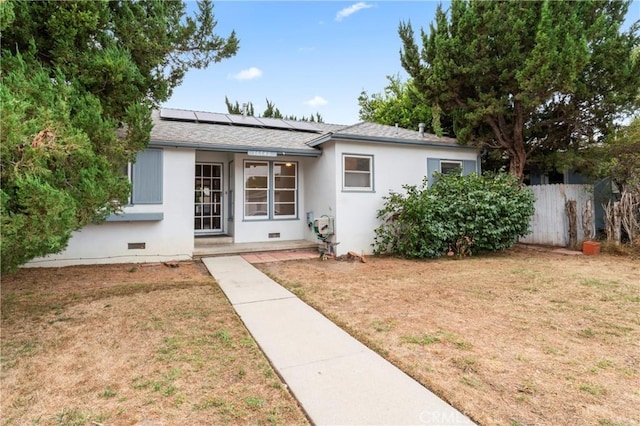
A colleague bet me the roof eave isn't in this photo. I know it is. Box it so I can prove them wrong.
[149,139,322,157]
[309,133,477,151]
[306,133,334,147]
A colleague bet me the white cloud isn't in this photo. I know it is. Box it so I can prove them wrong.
[229,67,263,80]
[305,96,328,107]
[335,2,373,22]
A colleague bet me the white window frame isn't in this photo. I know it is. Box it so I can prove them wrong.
[273,162,297,219]
[244,161,270,220]
[440,160,463,176]
[243,160,298,220]
[342,154,374,192]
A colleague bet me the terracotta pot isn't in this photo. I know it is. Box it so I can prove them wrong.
[582,241,601,255]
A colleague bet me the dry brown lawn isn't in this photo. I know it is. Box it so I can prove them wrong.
[257,245,640,426]
[1,261,308,426]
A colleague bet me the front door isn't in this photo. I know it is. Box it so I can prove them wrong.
[195,163,223,234]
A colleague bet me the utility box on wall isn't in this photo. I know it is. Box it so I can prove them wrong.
[313,216,334,238]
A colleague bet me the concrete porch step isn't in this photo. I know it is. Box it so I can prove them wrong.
[194,239,320,258]
[195,236,234,246]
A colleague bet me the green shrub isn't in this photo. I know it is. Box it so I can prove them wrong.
[373,172,535,258]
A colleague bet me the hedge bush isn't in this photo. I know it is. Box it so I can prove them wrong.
[373,171,535,258]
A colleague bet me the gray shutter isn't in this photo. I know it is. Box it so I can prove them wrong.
[426,158,440,188]
[462,160,477,176]
[132,149,163,204]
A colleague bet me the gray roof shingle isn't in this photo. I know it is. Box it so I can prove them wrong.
[150,110,328,155]
[150,109,465,154]
[330,121,458,145]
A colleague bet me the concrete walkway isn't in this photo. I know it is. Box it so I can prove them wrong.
[202,255,475,426]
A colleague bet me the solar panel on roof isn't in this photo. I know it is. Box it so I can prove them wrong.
[286,120,321,132]
[255,117,295,130]
[159,108,323,133]
[195,111,231,124]
[227,114,264,127]
[160,108,197,121]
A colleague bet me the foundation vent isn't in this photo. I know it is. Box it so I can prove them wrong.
[128,242,146,250]
[268,233,280,239]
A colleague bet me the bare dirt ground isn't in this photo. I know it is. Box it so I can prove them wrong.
[258,245,640,426]
[1,261,308,426]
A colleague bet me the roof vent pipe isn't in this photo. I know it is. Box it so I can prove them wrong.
[395,123,398,135]
[418,123,425,138]
[242,103,248,118]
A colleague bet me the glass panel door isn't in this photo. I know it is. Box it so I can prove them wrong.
[195,163,223,233]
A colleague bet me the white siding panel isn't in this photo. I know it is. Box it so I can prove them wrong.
[303,143,338,244]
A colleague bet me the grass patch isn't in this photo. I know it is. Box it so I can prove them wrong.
[579,383,607,396]
[1,262,308,425]
[245,396,267,409]
[402,333,440,345]
[578,328,596,338]
[54,408,107,426]
[372,318,396,332]
[401,329,471,349]
[193,397,226,411]
[98,387,117,399]
[595,359,613,370]
[451,356,478,373]
[460,375,483,388]
[581,278,607,287]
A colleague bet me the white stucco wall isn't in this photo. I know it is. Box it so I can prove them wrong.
[302,144,337,245]
[231,153,309,243]
[26,148,196,267]
[331,141,479,255]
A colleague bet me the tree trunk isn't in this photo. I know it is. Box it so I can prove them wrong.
[509,101,527,181]
[565,200,578,250]
[508,150,526,182]
[613,201,622,245]
[605,201,622,245]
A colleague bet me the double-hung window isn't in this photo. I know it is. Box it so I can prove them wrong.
[244,161,297,219]
[343,154,373,191]
[273,162,297,217]
[244,161,269,217]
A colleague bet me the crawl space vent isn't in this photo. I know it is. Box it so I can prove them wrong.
[128,242,146,250]
[268,233,280,239]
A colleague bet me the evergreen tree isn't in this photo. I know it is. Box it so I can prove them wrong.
[224,96,254,115]
[1,1,238,273]
[224,97,323,122]
[262,98,283,118]
[399,0,640,179]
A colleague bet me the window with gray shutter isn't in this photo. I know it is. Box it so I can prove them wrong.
[427,157,477,188]
[132,149,163,204]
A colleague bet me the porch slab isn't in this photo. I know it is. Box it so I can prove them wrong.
[193,239,319,257]
[241,250,319,263]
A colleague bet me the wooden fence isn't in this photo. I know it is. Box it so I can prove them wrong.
[519,184,594,247]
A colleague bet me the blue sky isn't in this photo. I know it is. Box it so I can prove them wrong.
[164,1,640,125]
